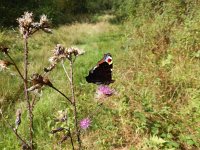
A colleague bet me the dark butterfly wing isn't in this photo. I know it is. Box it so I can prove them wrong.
[86,62,114,85]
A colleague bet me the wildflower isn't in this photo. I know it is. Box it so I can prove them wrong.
[80,118,91,130]
[95,85,114,99]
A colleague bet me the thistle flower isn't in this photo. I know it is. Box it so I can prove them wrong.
[95,85,114,99]
[80,118,91,130]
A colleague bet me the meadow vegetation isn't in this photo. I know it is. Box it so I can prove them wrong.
[0,0,200,149]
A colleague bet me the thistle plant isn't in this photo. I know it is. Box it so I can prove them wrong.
[0,12,51,149]
[0,12,114,150]
[46,44,84,149]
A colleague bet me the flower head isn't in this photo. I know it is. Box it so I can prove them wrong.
[95,85,114,99]
[27,73,53,92]
[17,12,33,28]
[53,44,66,56]
[40,14,49,28]
[17,12,51,36]
[80,118,91,130]
[98,85,113,95]
[67,47,85,57]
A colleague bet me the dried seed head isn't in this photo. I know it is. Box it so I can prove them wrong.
[17,12,51,36]
[40,14,49,28]
[17,12,33,28]
[31,22,40,29]
[53,44,66,56]
[30,73,44,85]
[67,47,85,57]
[28,73,53,92]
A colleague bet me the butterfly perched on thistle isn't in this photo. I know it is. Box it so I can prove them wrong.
[86,53,114,85]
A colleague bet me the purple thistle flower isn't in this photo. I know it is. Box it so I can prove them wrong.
[80,118,91,130]
[98,85,113,95]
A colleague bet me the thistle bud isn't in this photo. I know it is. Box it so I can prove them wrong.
[59,133,70,144]
[0,46,9,54]
[15,109,22,130]
[40,14,49,28]
[51,127,65,134]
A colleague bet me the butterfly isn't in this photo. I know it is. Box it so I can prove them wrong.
[85,53,114,85]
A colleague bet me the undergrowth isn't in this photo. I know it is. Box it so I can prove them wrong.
[1,2,200,149]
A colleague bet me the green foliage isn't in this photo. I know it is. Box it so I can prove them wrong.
[1,0,200,149]
[0,0,114,27]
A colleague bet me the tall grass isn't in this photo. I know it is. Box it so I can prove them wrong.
[1,2,200,149]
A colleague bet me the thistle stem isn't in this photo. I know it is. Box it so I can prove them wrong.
[23,32,33,150]
[68,128,75,150]
[50,85,72,104]
[61,60,71,82]
[70,60,81,149]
